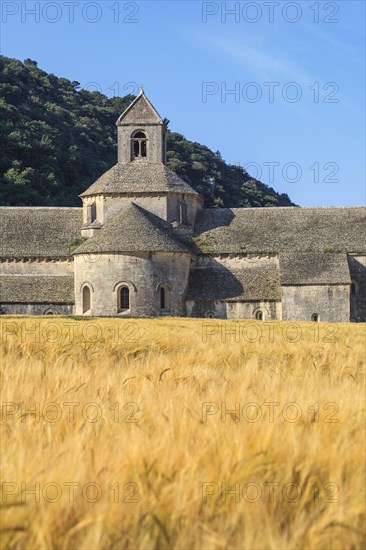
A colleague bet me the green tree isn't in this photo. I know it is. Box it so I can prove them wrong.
[0,55,295,209]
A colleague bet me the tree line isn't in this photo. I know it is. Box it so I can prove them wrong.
[0,56,294,208]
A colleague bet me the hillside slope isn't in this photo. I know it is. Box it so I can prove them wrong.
[0,56,294,208]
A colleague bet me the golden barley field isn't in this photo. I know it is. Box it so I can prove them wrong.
[0,316,365,550]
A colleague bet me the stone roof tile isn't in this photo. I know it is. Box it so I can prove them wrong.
[73,203,191,255]
[186,266,281,301]
[194,206,366,254]
[280,252,351,285]
[80,163,199,197]
[0,207,83,258]
[0,275,74,303]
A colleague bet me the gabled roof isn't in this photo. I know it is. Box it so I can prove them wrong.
[186,266,281,302]
[193,206,366,254]
[116,91,163,125]
[73,203,191,255]
[0,275,74,303]
[80,162,199,197]
[280,252,351,285]
[0,207,83,258]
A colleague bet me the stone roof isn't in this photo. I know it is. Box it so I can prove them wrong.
[194,206,366,254]
[186,266,281,302]
[80,163,199,197]
[73,203,191,255]
[116,91,163,125]
[2,203,364,288]
[280,253,351,285]
[0,276,74,303]
[0,207,83,258]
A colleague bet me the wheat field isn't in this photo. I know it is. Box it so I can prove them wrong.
[0,316,365,550]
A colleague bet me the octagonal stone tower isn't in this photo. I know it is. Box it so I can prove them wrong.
[79,90,203,235]
[73,90,202,316]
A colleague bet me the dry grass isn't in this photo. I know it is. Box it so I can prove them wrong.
[0,316,365,550]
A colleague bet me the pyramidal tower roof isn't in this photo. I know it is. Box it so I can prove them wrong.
[80,163,199,197]
[73,203,191,254]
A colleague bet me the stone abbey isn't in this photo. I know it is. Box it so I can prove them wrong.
[1,91,365,321]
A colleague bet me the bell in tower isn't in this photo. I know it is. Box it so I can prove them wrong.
[116,89,167,164]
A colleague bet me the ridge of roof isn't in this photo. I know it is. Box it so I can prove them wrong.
[201,205,366,212]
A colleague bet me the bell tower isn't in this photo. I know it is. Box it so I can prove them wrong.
[116,89,167,164]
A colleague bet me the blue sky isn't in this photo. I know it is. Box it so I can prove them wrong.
[1,0,365,206]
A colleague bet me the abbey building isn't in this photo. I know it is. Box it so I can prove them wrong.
[1,91,365,321]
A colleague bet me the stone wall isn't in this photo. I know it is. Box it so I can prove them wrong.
[82,194,168,228]
[348,255,366,322]
[74,251,192,317]
[281,285,350,322]
[82,193,203,229]
[186,300,227,319]
[103,194,167,224]
[118,125,164,164]
[226,300,281,320]
[186,300,280,319]
[167,194,203,227]
[193,253,279,270]
[0,303,73,315]
[0,258,74,276]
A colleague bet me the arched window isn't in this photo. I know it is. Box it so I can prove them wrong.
[82,286,91,313]
[160,287,166,309]
[157,283,171,312]
[131,131,147,159]
[255,311,263,321]
[311,313,319,322]
[118,286,130,311]
[351,279,358,295]
[206,311,215,319]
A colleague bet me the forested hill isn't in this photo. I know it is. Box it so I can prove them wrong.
[0,56,295,208]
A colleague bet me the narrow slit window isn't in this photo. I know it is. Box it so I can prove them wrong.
[87,203,96,224]
[160,287,166,309]
[255,311,263,320]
